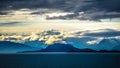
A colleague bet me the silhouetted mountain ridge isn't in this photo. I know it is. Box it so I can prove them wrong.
[39,43,95,52]
[23,43,120,52]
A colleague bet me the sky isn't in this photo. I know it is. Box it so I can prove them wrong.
[0,0,120,51]
[0,0,120,32]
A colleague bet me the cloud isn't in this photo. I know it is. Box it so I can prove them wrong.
[45,35,62,45]
[0,22,20,26]
[0,0,120,21]
[46,12,89,21]
[0,22,28,26]
[0,11,8,15]
[81,29,120,37]
[84,11,120,21]
[46,11,120,21]
[0,0,117,11]
[0,28,120,46]
[0,29,64,44]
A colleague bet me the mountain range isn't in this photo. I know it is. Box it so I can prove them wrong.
[23,43,120,53]
[0,41,40,53]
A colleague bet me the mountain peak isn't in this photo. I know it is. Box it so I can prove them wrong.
[24,43,95,52]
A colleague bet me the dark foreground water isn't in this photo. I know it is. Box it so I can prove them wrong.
[0,52,120,68]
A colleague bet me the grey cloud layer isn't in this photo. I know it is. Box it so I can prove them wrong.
[0,0,120,21]
[1,0,120,12]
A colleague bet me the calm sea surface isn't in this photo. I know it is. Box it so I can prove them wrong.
[0,52,120,68]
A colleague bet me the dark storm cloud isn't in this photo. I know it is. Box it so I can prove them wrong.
[1,0,119,12]
[0,0,120,21]
[91,0,120,12]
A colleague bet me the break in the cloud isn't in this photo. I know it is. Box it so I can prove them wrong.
[0,0,120,22]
